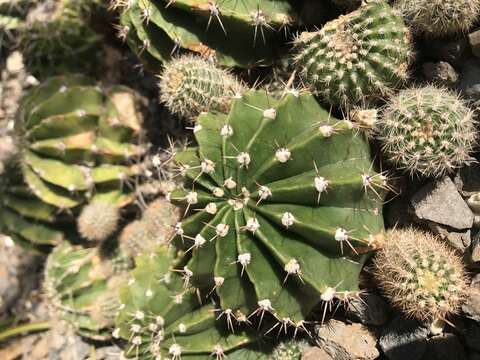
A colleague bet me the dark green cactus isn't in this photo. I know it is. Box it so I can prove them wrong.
[168,90,386,327]
[113,0,297,70]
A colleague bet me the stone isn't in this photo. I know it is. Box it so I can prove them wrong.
[379,316,428,360]
[463,274,480,322]
[469,351,480,360]
[466,322,480,352]
[316,319,379,360]
[454,164,480,197]
[423,61,458,85]
[302,345,334,360]
[345,292,391,326]
[469,29,480,58]
[411,177,473,230]
[471,235,480,263]
[428,224,471,252]
[424,38,468,64]
[425,333,466,360]
[458,59,480,102]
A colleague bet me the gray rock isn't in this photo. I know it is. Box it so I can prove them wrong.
[463,274,480,322]
[458,59,480,102]
[379,316,428,360]
[471,235,480,262]
[302,345,334,360]
[469,29,480,58]
[423,61,458,86]
[425,333,466,360]
[454,164,480,197]
[466,322,480,352]
[345,293,391,326]
[411,177,474,230]
[424,38,469,64]
[428,224,471,252]
[469,351,480,360]
[316,319,379,360]
[384,195,415,228]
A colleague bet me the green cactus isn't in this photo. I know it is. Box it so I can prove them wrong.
[113,0,297,70]
[0,74,145,249]
[44,242,131,340]
[375,86,476,177]
[0,0,32,57]
[293,0,413,109]
[78,200,121,242]
[168,89,386,327]
[373,228,468,323]
[272,339,304,360]
[159,55,244,121]
[395,0,480,37]
[114,244,272,359]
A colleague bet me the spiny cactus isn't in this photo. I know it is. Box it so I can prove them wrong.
[159,55,244,121]
[168,89,386,327]
[78,200,120,242]
[44,242,131,340]
[293,0,412,109]
[373,228,468,323]
[272,339,304,360]
[0,0,32,57]
[395,0,480,37]
[0,74,145,249]
[114,245,272,359]
[113,0,297,69]
[375,86,476,177]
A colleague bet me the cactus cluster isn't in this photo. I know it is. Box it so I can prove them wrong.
[293,0,412,109]
[373,228,468,322]
[395,0,480,37]
[159,55,244,121]
[375,86,476,177]
[114,0,297,70]
[168,89,386,326]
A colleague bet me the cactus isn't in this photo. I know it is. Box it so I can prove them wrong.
[0,74,145,249]
[44,242,131,340]
[114,244,272,359]
[293,0,412,109]
[78,201,120,242]
[373,228,468,323]
[159,55,244,121]
[395,0,480,38]
[0,0,32,58]
[168,89,386,327]
[375,86,476,177]
[113,0,297,70]
[272,340,304,360]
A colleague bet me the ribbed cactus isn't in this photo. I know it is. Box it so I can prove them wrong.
[0,74,145,249]
[293,0,412,109]
[375,86,476,177]
[168,90,386,326]
[114,245,271,359]
[159,55,244,121]
[113,0,297,69]
[44,242,131,340]
[373,228,468,323]
[78,201,120,242]
[395,0,480,37]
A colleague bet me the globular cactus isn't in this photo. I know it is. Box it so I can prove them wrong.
[168,89,386,328]
[112,0,297,70]
[375,86,476,177]
[272,340,305,360]
[293,0,413,109]
[44,242,131,340]
[78,200,120,242]
[0,74,145,249]
[373,228,468,323]
[159,55,244,121]
[395,0,480,38]
[114,245,271,359]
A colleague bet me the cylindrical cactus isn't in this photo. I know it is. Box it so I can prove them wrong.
[373,228,468,323]
[375,86,476,177]
[78,200,120,242]
[293,0,413,109]
[158,55,244,121]
[395,0,480,37]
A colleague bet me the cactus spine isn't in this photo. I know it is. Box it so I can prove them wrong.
[375,86,476,177]
[78,201,120,242]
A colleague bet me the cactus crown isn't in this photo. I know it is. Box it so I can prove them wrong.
[293,0,412,109]
[168,89,386,327]
[373,228,468,322]
[78,200,120,242]
[375,86,476,177]
[159,55,244,121]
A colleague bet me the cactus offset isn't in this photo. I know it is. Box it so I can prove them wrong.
[375,86,476,177]
[168,90,386,327]
[78,200,120,242]
[373,228,468,323]
[293,0,412,109]
[159,55,244,120]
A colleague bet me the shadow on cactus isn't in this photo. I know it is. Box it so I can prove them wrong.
[168,89,386,328]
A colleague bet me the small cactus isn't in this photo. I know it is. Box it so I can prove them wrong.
[78,201,120,242]
[373,228,468,323]
[273,340,304,360]
[158,55,244,121]
[293,0,412,109]
[395,0,480,38]
[375,86,476,177]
